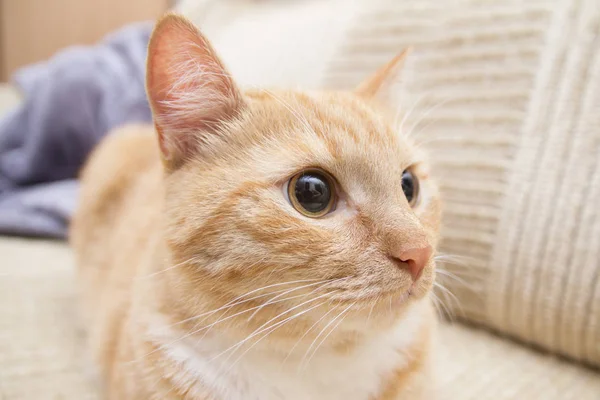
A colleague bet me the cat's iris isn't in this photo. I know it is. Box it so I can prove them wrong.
[401,169,420,207]
[288,170,335,217]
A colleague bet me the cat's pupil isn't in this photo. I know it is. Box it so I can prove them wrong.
[401,170,418,205]
[294,173,331,213]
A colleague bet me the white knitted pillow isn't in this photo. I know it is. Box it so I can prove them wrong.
[181,0,600,368]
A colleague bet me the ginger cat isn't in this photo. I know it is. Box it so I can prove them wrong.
[70,13,441,400]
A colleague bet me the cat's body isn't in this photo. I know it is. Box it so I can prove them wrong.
[71,14,441,400]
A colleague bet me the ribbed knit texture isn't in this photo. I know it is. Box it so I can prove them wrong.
[323,0,600,368]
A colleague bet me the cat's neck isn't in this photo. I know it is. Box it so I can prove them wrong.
[147,299,431,400]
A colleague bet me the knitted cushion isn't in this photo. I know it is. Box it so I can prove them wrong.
[182,0,600,367]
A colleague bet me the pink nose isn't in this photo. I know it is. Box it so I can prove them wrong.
[392,245,432,281]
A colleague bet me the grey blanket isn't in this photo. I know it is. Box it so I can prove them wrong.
[0,22,153,238]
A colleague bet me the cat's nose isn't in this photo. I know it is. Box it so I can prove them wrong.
[391,245,432,281]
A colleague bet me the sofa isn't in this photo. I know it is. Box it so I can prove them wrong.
[1,0,599,398]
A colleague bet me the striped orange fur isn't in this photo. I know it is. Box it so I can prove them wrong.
[70,13,441,400]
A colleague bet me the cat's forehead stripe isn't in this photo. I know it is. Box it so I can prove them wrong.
[295,92,398,152]
[242,89,421,176]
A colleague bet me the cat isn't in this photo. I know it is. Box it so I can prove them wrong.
[70,13,441,400]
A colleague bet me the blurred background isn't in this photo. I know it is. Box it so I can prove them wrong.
[1,0,599,399]
[0,0,171,81]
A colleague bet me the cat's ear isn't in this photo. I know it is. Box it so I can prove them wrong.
[146,13,245,169]
[355,48,410,107]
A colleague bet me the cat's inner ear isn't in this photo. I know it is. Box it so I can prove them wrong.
[355,48,410,107]
[146,14,245,168]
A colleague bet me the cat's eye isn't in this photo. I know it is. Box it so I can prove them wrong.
[288,169,336,218]
[401,169,419,207]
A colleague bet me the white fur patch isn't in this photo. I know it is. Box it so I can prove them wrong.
[150,299,428,400]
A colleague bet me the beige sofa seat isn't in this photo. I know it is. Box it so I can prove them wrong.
[1,238,599,399]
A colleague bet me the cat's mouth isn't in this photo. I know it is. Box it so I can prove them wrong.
[385,287,414,307]
[317,270,433,308]
[369,277,433,306]
[330,286,415,308]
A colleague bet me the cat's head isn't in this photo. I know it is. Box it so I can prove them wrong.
[146,15,441,339]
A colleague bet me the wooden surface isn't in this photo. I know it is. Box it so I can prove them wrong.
[0,0,169,81]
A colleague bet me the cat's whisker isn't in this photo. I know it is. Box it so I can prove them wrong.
[197,278,343,342]
[435,269,477,291]
[407,97,456,146]
[196,288,327,343]
[137,257,199,280]
[436,267,482,283]
[301,301,356,370]
[395,91,428,135]
[157,286,312,336]
[437,269,481,281]
[435,253,482,283]
[409,117,446,149]
[170,278,322,327]
[429,293,443,318]
[396,82,463,137]
[403,96,454,140]
[430,291,454,322]
[177,278,342,338]
[210,291,337,364]
[223,300,331,375]
[434,253,477,266]
[435,270,485,305]
[129,303,262,365]
[366,296,378,328]
[186,289,330,341]
[247,276,349,321]
[299,301,354,371]
[433,282,465,318]
[413,134,500,149]
[282,302,342,366]
[129,287,331,366]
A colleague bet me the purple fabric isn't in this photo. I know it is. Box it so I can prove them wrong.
[0,22,153,238]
